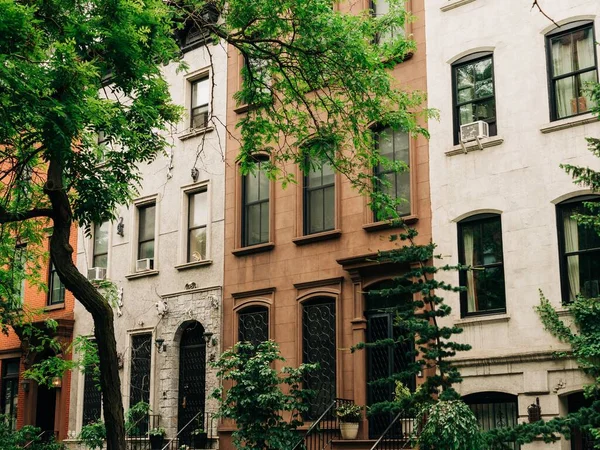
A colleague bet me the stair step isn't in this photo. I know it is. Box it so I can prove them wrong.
[331,439,413,450]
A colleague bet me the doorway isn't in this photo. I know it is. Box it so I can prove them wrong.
[35,382,57,439]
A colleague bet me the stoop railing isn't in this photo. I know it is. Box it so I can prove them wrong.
[370,410,416,450]
[160,411,217,450]
[292,398,353,450]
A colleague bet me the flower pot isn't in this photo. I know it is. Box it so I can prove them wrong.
[339,422,359,440]
[149,435,164,450]
[192,432,208,448]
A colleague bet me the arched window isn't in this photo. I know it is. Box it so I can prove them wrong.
[238,306,269,345]
[557,196,600,303]
[458,213,506,316]
[546,21,598,121]
[302,298,336,419]
[463,392,519,450]
[452,52,497,145]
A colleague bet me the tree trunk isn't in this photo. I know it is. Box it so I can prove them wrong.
[45,161,126,450]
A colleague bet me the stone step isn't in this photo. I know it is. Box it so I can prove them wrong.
[331,439,413,450]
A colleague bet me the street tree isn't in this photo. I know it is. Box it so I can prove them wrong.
[0,0,429,449]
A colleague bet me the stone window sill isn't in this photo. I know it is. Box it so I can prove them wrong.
[125,270,159,280]
[175,260,213,271]
[178,126,214,141]
[233,104,250,114]
[232,242,275,256]
[44,303,65,311]
[441,0,476,12]
[446,135,504,156]
[363,215,418,232]
[455,313,510,326]
[540,113,598,134]
[292,229,342,246]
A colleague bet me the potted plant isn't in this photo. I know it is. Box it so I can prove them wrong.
[335,403,362,439]
[191,427,208,449]
[148,427,166,450]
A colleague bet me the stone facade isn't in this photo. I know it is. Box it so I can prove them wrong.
[426,1,600,448]
[66,32,227,449]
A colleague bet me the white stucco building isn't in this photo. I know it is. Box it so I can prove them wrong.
[66,26,227,449]
[426,0,600,448]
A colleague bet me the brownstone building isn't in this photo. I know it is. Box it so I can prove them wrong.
[221,0,430,447]
[0,230,77,441]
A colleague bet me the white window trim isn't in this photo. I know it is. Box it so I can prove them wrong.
[178,180,212,268]
[183,67,212,135]
[89,222,112,278]
[130,195,159,275]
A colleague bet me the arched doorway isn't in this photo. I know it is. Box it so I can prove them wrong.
[177,322,206,446]
[567,391,596,450]
[365,280,415,439]
[463,392,519,450]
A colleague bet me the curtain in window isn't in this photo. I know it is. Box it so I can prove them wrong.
[552,37,574,119]
[563,213,580,302]
[576,30,597,110]
[463,228,477,312]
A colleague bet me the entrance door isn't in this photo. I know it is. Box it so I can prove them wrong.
[35,383,56,440]
[177,322,206,446]
[568,392,596,450]
[365,281,415,439]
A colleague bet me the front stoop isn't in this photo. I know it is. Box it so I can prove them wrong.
[331,439,413,450]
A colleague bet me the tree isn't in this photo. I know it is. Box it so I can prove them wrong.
[211,340,315,450]
[0,1,428,449]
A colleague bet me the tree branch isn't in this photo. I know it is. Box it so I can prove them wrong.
[531,0,560,28]
[0,207,54,224]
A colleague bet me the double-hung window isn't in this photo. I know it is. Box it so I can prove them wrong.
[92,222,109,269]
[242,158,270,247]
[188,189,208,262]
[13,245,26,306]
[373,126,411,220]
[452,53,497,144]
[304,161,335,235]
[458,214,506,316]
[191,77,210,129]
[546,22,598,120]
[1,359,19,430]
[137,203,155,262]
[371,0,404,45]
[48,261,65,305]
[557,197,600,303]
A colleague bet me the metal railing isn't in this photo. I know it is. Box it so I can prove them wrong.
[23,430,58,448]
[370,410,417,450]
[292,398,353,450]
[160,412,217,450]
[126,414,160,450]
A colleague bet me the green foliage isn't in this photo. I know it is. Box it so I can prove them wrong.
[125,401,151,436]
[335,403,363,423]
[0,417,62,450]
[211,340,315,450]
[148,427,166,437]
[417,401,484,450]
[78,421,106,450]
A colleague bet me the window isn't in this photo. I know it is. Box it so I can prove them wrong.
[463,392,519,450]
[188,190,208,262]
[48,261,65,305]
[191,77,209,129]
[92,222,109,269]
[304,161,335,234]
[373,127,411,220]
[371,0,404,45]
[458,214,506,316]
[13,245,26,306]
[452,53,496,144]
[82,340,101,425]
[302,299,336,419]
[238,306,269,346]
[1,359,19,430]
[242,158,270,247]
[557,197,600,303]
[137,203,155,261]
[547,22,598,120]
[129,334,151,423]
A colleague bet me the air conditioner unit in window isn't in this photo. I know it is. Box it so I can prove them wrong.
[136,258,154,272]
[87,267,107,281]
[460,120,489,153]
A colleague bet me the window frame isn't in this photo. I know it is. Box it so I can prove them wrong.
[92,222,109,269]
[556,195,600,304]
[546,21,599,122]
[47,261,65,306]
[237,306,270,346]
[303,160,336,235]
[128,333,152,415]
[241,156,270,248]
[369,0,405,46]
[372,125,412,221]
[137,202,156,262]
[451,52,497,145]
[1,359,19,431]
[190,76,210,130]
[457,213,507,317]
[187,187,209,263]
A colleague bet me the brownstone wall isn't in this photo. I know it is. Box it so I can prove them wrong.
[221,0,429,445]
